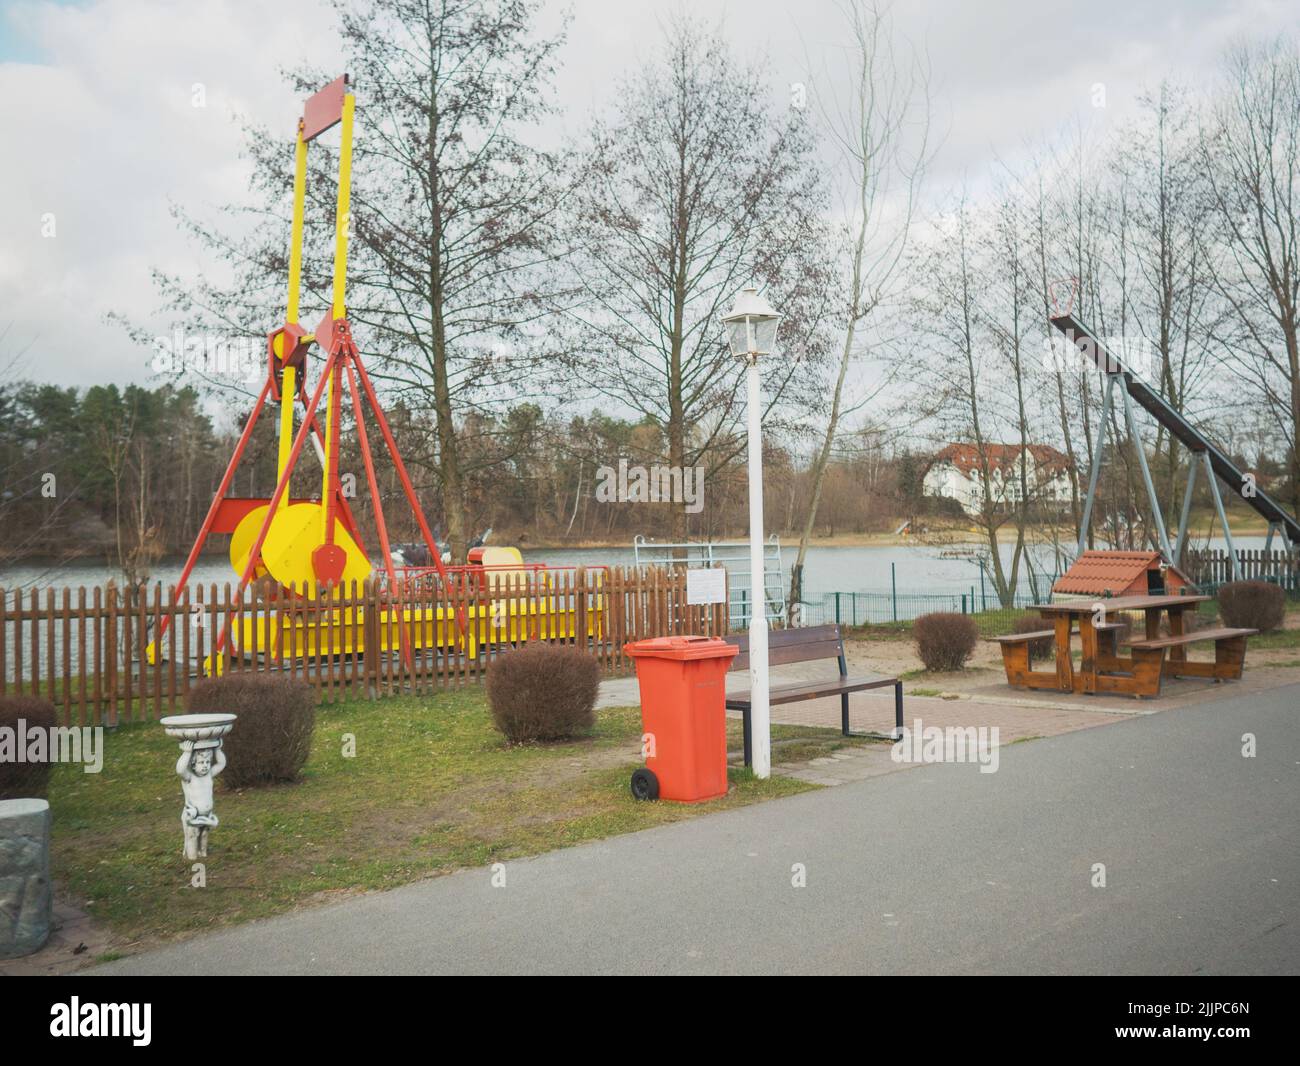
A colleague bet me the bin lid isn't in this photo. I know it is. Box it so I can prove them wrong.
[624,635,740,661]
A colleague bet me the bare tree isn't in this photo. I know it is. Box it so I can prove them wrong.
[1203,36,1300,516]
[787,0,934,616]
[563,14,831,546]
[1115,83,1220,523]
[1023,125,1118,552]
[910,187,1059,607]
[981,191,1041,604]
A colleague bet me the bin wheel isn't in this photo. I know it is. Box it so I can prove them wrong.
[630,768,659,801]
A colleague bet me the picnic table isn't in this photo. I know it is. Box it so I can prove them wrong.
[991,593,1255,698]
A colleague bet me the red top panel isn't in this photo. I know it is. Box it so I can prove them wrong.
[302,74,349,142]
[211,497,360,541]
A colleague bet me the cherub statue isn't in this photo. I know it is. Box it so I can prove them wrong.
[176,743,226,860]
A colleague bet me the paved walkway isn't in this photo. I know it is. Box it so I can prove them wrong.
[92,681,1300,975]
[605,663,1135,787]
[603,664,1127,735]
[605,659,1300,787]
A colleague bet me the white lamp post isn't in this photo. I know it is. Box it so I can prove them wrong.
[722,285,782,779]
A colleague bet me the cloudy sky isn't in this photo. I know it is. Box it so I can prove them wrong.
[1,0,1295,406]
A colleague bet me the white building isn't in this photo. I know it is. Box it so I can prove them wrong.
[922,443,1073,515]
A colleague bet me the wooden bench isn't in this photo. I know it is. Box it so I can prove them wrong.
[990,630,1054,688]
[994,611,1256,696]
[991,621,1127,688]
[1125,627,1257,681]
[723,624,902,767]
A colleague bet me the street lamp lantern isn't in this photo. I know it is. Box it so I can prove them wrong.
[722,285,782,779]
[722,286,783,360]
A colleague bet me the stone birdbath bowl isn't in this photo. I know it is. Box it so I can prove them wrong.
[160,713,236,744]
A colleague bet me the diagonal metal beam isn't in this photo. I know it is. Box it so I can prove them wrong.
[1078,374,1115,556]
[1118,377,1174,562]
[1203,451,1242,582]
[1174,455,1198,566]
[1051,312,1300,546]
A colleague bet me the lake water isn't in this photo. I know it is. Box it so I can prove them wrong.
[0,535,1267,605]
[0,535,1275,679]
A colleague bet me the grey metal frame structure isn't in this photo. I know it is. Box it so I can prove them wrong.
[632,534,785,628]
[1052,312,1300,579]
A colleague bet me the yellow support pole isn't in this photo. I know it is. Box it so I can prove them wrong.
[288,124,308,325]
[278,125,309,481]
[331,93,355,318]
[320,369,334,534]
[278,364,297,476]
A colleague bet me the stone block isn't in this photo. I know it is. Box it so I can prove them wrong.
[0,798,52,958]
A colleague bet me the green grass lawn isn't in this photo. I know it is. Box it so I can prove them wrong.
[843,606,1050,641]
[50,691,839,950]
[1248,627,1300,649]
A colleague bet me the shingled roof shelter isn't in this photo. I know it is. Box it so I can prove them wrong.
[1051,550,1194,601]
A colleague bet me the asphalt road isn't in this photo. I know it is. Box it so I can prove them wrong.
[94,682,1300,975]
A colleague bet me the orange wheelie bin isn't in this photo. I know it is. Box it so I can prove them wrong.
[624,636,739,803]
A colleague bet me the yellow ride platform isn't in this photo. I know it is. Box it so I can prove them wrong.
[231,593,604,661]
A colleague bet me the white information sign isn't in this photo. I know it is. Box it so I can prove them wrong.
[686,567,726,606]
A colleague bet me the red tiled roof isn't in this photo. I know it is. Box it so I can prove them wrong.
[1052,550,1171,596]
[929,442,1070,478]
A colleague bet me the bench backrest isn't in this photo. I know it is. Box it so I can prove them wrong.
[724,624,846,675]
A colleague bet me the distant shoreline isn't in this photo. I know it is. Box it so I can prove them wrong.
[0,520,1276,570]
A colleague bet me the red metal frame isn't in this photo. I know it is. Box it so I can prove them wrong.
[157,317,465,669]
[159,376,273,631]
[204,320,462,663]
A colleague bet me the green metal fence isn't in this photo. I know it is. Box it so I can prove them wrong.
[796,587,1043,628]
[797,579,1300,633]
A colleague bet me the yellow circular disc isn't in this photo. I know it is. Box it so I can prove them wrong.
[230,502,371,596]
[230,507,271,582]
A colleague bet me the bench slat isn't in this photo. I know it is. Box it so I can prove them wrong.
[1128,627,1257,651]
[725,624,840,653]
[770,624,841,644]
[989,630,1053,644]
[726,673,899,709]
[767,639,843,665]
[725,633,844,671]
[992,619,1128,646]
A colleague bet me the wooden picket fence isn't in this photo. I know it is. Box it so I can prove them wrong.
[1183,548,1299,590]
[0,565,729,725]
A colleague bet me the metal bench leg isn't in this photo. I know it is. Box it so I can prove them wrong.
[894,681,903,739]
[841,691,850,737]
[743,707,752,768]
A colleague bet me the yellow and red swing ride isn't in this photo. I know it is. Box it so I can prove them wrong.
[149,76,602,674]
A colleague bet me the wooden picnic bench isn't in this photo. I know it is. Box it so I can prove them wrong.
[992,621,1127,690]
[992,593,1256,698]
[1123,627,1257,681]
[723,624,902,767]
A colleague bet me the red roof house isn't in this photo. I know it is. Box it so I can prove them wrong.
[922,443,1073,515]
[1052,550,1194,600]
